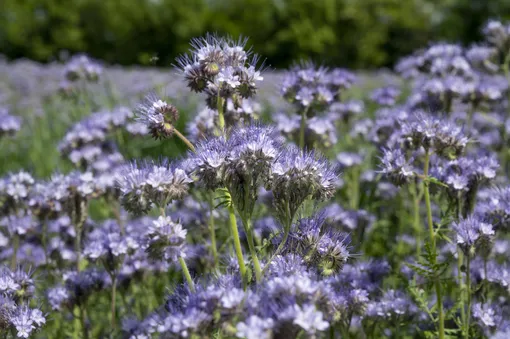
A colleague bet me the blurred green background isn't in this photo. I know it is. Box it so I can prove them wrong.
[0,0,508,69]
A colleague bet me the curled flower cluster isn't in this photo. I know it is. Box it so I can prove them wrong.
[117,160,193,214]
[176,34,264,107]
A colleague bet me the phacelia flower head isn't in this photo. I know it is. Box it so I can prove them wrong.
[379,148,415,186]
[453,216,495,257]
[224,125,283,217]
[145,216,187,261]
[281,62,353,112]
[116,160,192,214]
[401,112,469,158]
[267,146,338,222]
[282,214,351,276]
[176,34,265,103]
[135,92,180,140]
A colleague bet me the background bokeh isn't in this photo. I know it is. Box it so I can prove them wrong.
[1,0,509,68]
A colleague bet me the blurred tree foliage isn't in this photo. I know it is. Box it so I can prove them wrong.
[1,0,509,68]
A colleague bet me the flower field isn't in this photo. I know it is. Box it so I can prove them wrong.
[1,22,510,339]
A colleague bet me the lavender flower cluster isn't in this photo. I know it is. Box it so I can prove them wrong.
[3,22,510,339]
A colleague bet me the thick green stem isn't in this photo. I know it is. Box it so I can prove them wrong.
[173,128,196,153]
[242,217,262,282]
[179,256,195,292]
[423,151,444,339]
[228,205,247,285]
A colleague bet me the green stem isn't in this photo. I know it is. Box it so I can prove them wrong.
[262,201,292,275]
[10,234,19,270]
[465,255,471,339]
[208,195,218,268]
[228,205,247,286]
[349,168,360,210]
[179,256,195,292]
[411,184,421,258]
[423,152,435,251]
[242,217,262,282]
[75,228,82,272]
[423,151,444,339]
[111,274,117,329]
[457,249,466,337]
[299,107,309,149]
[80,306,89,339]
[217,94,225,131]
[483,258,488,304]
[173,128,196,153]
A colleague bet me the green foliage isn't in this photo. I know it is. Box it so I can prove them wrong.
[2,0,510,68]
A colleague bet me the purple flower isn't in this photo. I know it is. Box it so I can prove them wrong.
[268,146,337,221]
[236,315,274,339]
[117,160,192,214]
[146,216,187,261]
[453,216,494,256]
[293,304,329,333]
[379,148,415,186]
[135,92,180,140]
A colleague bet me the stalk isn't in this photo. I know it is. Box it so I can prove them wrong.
[74,227,82,272]
[179,256,195,292]
[299,108,307,149]
[208,194,219,268]
[242,217,262,282]
[262,201,292,275]
[79,306,89,339]
[10,234,19,270]
[457,249,466,337]
[110,274,117,329]
[411,184,422,258]
[349,168,360,210]
[228,205,247,286]
[423,151,444,339]
[465,255,471,338]
[217,94,225,131]
[173,128,196,153]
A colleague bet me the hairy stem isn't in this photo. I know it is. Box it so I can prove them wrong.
[208,195,218,268]
[299,106,310,149]
[80,306,89,339]
[228,205,247,287]
[349,167,360,210]
[10,234,19,270]
[179,256,195,292]
[411,184,421,258]
[111,274,117,329]
[173,128,196,153]
[465,254,471,338]
[217,94,225,132]
[242,217,262,282]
